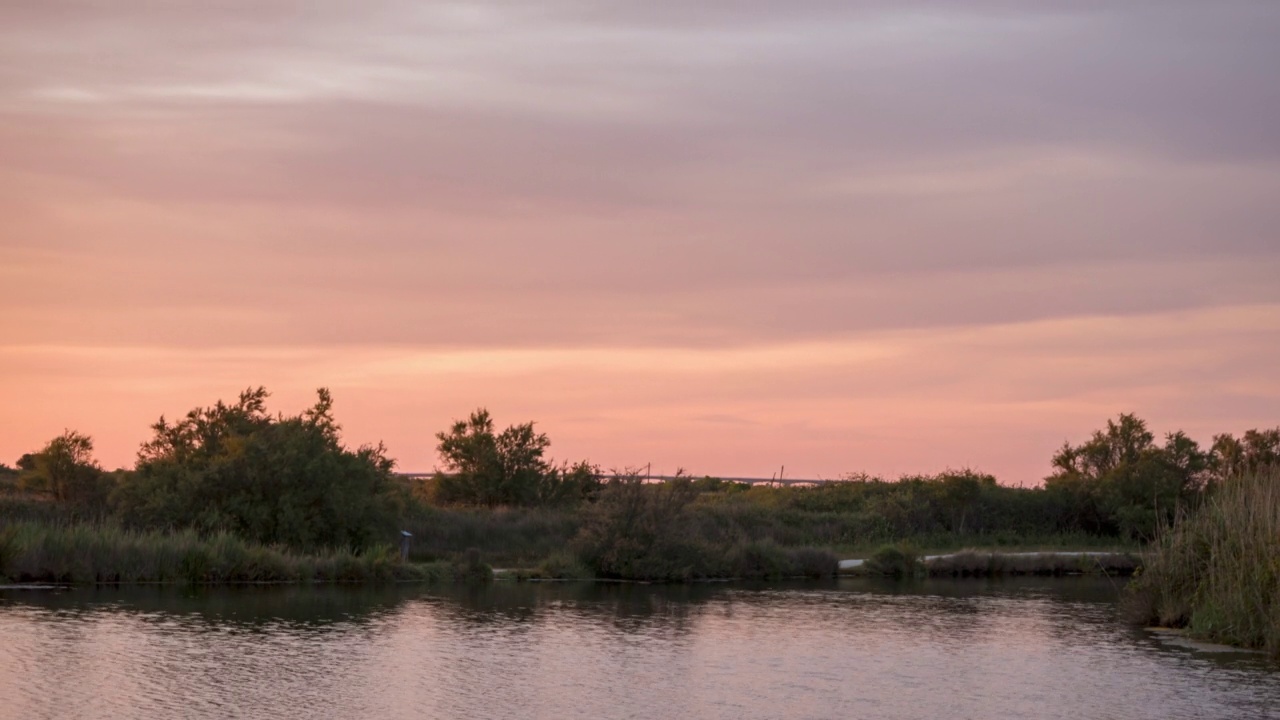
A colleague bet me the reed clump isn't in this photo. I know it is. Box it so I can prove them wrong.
[0,521,463,585]
[1124,466,1280,657]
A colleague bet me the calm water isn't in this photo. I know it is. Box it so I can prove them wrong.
[2,578,1277,720]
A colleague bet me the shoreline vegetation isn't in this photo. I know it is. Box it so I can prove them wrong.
[0,521,488,586]
[1124,466,1280,658]
[1,388,1277,654]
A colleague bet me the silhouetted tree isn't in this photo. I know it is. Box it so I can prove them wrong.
[1044,414,1209,540]
[1210,428,1280,483]
[433,408,599,507]
[113,387,400,552]
[17,430,112,511]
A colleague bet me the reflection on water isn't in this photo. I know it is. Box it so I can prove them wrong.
[2,578,1277,720]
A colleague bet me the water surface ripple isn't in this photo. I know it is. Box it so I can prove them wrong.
[2,579,1277,720]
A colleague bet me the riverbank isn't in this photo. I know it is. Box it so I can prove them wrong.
[0,521,489,585]
[494,548,1138,582]
[838,547,1140,578]
[2,514,1143,586]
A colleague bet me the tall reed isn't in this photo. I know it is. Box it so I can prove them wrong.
[1125,466,1280,656]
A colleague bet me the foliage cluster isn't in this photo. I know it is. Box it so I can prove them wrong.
[10,431,114,518]
[1043,414,1273,540]
[431,409,601,507]
[109,388,403,552]
[572,475,837,581]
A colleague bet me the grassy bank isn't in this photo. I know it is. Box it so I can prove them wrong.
[511,542,840,582]
[0,498,1142,586]
[1124,466,1280,657]
[0,521,490,585]
[830,534,1134,561]
[844,544,1140,579]
[925,550,1139,578]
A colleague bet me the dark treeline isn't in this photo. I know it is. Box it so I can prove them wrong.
[4,388,405,553]
[2,387,1277,582]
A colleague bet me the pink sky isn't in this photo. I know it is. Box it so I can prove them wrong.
[2,1,1278,482]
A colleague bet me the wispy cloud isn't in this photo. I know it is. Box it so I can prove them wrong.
[1,1,1277,478]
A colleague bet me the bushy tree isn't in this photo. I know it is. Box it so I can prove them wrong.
[1209,428,1280,482]
[113,387,400,552]
[574,474,712,580]
[1045,414,1210,540]
[433,409,599,506]
[936,470,994,534]
[16,430,112,512]
[546,459,604,506]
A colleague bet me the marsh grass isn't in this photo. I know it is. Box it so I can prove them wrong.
[0,521,460,585]
[1124,466,1280,657]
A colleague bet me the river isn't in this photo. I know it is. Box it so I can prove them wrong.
[2,578,1277,719]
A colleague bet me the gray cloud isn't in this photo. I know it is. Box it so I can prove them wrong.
[2,0,1278,351]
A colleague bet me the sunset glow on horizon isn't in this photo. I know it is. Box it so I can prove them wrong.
[3,1,1278,483]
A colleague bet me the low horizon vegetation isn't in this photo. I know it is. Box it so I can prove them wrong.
[2,387,1277,587]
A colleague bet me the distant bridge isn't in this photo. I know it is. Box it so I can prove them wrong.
[396,472,853,487]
